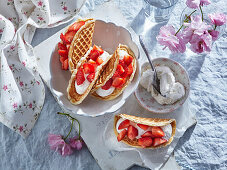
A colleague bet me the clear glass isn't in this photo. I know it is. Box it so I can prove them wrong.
[144,0,179,22]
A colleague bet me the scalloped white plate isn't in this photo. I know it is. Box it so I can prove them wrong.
[49,20,141,117]
[135,58,190,114]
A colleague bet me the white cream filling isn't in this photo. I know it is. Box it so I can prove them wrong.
[116,118,172,140]
[96,86,115,97]
[140,66,185,105]
[118,49,128,60]
[74,49,110,95]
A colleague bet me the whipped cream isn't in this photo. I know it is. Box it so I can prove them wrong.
[118,49,128,60]
[96,86,115,97]
[140,66,185,105]
[74,49,110,95]
[116,118,172,140]
[75,74,90,95]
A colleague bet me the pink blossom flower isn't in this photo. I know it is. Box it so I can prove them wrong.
[0,29,3,33]
[3,85,8,91]
[19,81,24,87]
[36,81,40,85]
[186,0,210,9]
[183,15,210,43]
[69,137,83,150]
[48,134,73,156]
[209,30,219,41]
[208,13,227,26]
[62,6,67,11]
[10,45,15,50]
[19,126,23,132]
[38,17,44,21]
[157,25,186,53]
[190,32,212,53]
[13,103,18,108]
[29,103,32,108]
[38,1,43,6]
[22,61,26,66]
[9,65,13,70]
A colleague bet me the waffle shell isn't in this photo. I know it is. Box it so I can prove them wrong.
[68,18,95,71]
[91,44,137,100]
[114,114,176,149]
[67,51,112,105]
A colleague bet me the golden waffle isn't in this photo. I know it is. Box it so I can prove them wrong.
[67,51,112,105]
[114,114,176,149]
[91,44,137,100]
[68,18,95,71]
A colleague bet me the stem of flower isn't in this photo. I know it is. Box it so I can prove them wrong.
[57,112,81,140]
[63,119,74,141]
[175,10,197,35]
[214,25,217,30]
[199,5,203,21]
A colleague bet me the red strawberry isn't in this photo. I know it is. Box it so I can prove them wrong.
[127,125,138,140]
[124,55,133,66]
[138,137,153,148]
[112,71,120,80]
[64,31,76,43]
[152,127,165,138]
[88,59,96,65]
[117,64,125,75]
[117,129,127,142]
[137,124,149,130]
[152,138,167,147]
[96,57,103,65]
[93,45,104,55]
[58,49,68,58]
[119,59,127,69]
[141,131,155,138]
[68,21,85,32]
[112,77,125,88]
[89,50,100,61]
[60,33,69,44]
[76,67,85,85]
[87,73,95,82]
[101,78,113,90]
[66,44,70,51]
[58,42,67,50]
[83,63,95,74]
[59,56,67,64]
[118,119,130,130]
[125,63,133,76]
[63,59,69,70]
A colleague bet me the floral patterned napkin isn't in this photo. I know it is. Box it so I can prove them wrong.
[0,0,85,137]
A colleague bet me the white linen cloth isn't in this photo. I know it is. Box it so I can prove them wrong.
[0,0,86,137]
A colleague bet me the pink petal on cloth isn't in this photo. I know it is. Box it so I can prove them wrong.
[209,30,219,41]
[200,0,211,6]
[69,137,83,150]
[186,0,200,9]
[209,13,227,26]
[48,134,65,150]
[61,143,73,156]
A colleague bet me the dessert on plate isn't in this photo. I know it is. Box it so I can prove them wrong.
[91,44,137,100]
[114,114,176,148]
[57,18,95,71]
[140,64,185,105]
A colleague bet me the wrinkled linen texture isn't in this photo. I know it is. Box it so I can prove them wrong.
[0,0,227,170]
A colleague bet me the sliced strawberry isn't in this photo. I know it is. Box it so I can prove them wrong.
[88,59,97,70]
[64,31,76,43]
[152,138,167,147]
[124,55,133,66]
[118,119,130,130]
[112,77,125,88]
[59,56,67,64]
[68,21,85,32]
[58,49,68,58]
[127,125,138,140]
[117,129,127,142]
[117,64,125,75]
[119,59,127,69]
[141,131,155,138]
[96,57,103,65]
[125,63,133,76]
[87,73,95,83]
[83,63,95,74]
[58,42,67,50]
[137,124,149,130]
[138,137,153,148]
[89,50,100,61]
[101,78,113,90]
[60,33,70,44]
[66,44,70,51]
[112,71,120,80]
[76,67,85,85]
[93,45,104,55]
[152,127,165,138]
[63,59,69,70]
